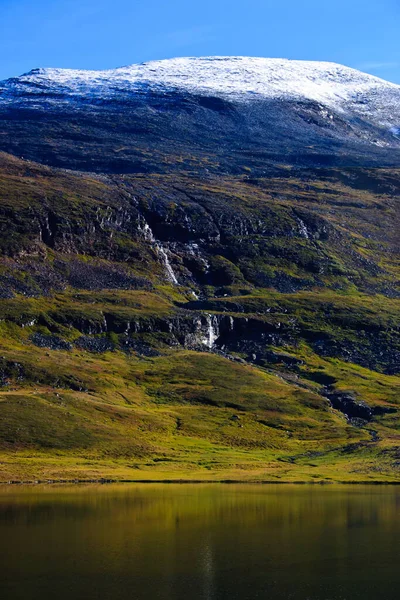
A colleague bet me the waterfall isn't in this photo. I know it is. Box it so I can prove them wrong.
[297,218,310,239]
[142,222,155,242]
[155,243,179,285]
[21,319,37,328]
[138,217,179,284]
[137,217,155,242]
[202,314,219,349]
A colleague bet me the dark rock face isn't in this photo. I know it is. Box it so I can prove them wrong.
[324,389,397,421]
[310,334,400,376]
[54,260,152,292]
[31,333,72,351]
[325,390,374,421]
[120,338,161,357]
[0,262,66,298]
[75,336,115,353]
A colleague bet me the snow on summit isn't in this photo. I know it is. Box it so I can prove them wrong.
[15,57,398,100]
[2,56,400,127]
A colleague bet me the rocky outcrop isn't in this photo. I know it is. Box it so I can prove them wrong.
[324,389,397,422]
[30,333,72,351]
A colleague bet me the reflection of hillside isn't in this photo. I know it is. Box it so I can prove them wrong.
[0,485,399,600]
[1,482,399,527]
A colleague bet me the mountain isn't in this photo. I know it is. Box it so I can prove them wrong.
[0,58,399,483]
[1,57,400,174]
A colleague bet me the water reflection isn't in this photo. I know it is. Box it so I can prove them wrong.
[0,484,399,600]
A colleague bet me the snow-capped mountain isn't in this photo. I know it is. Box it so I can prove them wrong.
[3,56,400,120]
[1,57,400,173]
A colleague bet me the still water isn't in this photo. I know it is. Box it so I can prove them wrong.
[0,484,399,600]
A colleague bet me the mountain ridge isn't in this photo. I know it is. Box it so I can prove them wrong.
[6,56,400,101]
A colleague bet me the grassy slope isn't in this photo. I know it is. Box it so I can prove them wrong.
[0,153,399,482]
[1,345,397,483]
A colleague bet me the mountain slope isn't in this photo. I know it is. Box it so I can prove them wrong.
[0,151,399,482]
[1,57,400,174]
[0,58,399,482]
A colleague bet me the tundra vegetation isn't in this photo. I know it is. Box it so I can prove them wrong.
[0,151,398,482]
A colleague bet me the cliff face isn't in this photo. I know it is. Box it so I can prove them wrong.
[1,152,399,369]
[0,59,399,482]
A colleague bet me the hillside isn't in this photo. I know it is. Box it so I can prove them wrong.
[0,58,399,483]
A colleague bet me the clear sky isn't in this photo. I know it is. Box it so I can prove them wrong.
[1,0,399,84]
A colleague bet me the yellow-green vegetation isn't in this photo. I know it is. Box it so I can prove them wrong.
[0,334,399,483]
[0,153,399,483]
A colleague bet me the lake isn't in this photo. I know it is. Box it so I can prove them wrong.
[0,484,399,600]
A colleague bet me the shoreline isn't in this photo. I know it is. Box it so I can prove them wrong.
[1,478,400,486]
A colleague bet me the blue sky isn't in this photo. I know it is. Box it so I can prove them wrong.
[1,0,399,83]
